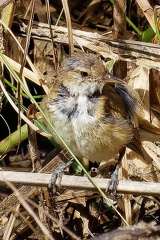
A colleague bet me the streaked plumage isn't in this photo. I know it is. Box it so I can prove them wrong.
[41,53,160,163]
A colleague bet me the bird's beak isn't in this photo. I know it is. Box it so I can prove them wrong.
[88,72,126,84]
[103,73,126,84]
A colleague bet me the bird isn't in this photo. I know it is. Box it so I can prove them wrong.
[40,52,160,164]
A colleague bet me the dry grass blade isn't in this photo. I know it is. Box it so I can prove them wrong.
[45,0,58,71]
[61,0,74,54]
[0,80,39,133]
[19,0,35,77]
[136,0,155,32]
[77,0,101,26]
[0,82,50,141]
[121,154,132,225]
[27,198,81,240]
[0,114,11,154]
[3,180,55,240]
[0,19,49,94]
[0,54,43,86]
[0,0,13,10]
[17,1,35,154]
[3,205,20,240]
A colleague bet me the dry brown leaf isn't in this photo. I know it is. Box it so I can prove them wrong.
[127,65,150,121]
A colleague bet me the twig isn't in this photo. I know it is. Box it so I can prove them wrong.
[12,20,160,70]
[113,0,127,78]
[0,149,69,217]
[1,171,160,196]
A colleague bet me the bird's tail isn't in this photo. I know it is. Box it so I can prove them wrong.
[139,118,160,142]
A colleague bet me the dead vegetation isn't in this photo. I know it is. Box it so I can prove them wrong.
[0,0,160,239]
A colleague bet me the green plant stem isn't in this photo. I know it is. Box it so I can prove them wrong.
[4,78,44,99]
[0,124,28,154]
[126,16,142,36]
[3,92,60,149]
[56,8,64,26]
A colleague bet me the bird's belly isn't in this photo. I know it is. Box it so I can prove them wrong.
[71,117,131,162]
[45,95,133,162]
[51,113,112,162]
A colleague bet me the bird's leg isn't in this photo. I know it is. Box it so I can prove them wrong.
[107,148,126,195]
[48,159,73,194]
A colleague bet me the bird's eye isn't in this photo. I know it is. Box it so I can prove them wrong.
[81,71,88,77]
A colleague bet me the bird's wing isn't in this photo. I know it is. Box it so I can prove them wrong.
[102,84,140,127]
[102,83,149,158]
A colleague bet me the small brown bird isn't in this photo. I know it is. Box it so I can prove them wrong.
[41,53,160,163]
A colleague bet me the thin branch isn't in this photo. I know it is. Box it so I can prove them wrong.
[12,20,160,71]
[1,171,160,196]
[113,0,127,79]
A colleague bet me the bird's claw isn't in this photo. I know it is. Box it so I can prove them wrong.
[48,160,73,194]
[106,164,119,196]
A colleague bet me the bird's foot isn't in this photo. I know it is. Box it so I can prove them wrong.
[48,160,73,194]
[106,164,119,196]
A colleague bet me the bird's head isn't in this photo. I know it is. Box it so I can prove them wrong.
[58,53,125,96]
